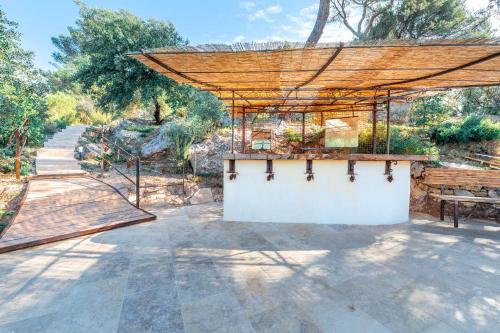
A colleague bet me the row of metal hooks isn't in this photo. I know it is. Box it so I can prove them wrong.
[228,160,398,182]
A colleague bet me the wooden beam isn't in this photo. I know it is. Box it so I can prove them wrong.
[223,153,434,161]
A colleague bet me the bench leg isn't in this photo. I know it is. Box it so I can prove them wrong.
[453,200,459,228]
[440,200,445,221]
[439,185,445,221]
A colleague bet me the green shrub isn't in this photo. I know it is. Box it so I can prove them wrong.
[284,128,302,142]
[46,92,78,125]
[164,117,216,165]
[126,123,155,137]
[0,148,31,175]
[306,126,324,144]
[88,110,113,126]
[359,125,439,156]
[430,116,500,144]
[166,122,194,164]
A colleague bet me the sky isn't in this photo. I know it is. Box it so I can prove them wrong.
[0,0,496,70]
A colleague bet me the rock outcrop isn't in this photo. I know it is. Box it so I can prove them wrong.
[141,123,174,158]
[188,133,232,175]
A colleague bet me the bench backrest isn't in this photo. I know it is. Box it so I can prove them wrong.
[423,168,500,188]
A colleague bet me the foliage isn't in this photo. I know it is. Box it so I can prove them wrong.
[306,125,324,144]
[359,124,439,156]
[430,116,500,144]
[0,148,30,175]
[367,0,491,40]
[165,117,215,164]
[457,87,500,116]
[88,110,113,126]
[185,90,225,125]
[0,9,48,149]
[46,92,78,124]
[52,3,187,123]
[284,128,303,142]
[126,123,155,137]
[408,95,452,127]
[329,0,491,41]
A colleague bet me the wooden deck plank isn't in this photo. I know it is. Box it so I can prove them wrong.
[0,176,156,253]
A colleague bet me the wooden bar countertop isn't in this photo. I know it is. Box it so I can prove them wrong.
[223,153,435,161]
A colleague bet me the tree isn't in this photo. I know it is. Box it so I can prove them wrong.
[366,0,491,40]
[408,95,451,127]
[52,3,187,124]
[457,87,500,116]
[307,0,492,42]
[306,0,330,46]
[0,8,48,148]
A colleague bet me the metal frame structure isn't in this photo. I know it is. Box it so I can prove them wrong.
[129,39,500,155]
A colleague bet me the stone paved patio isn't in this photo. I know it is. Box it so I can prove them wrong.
[0,203,499,332]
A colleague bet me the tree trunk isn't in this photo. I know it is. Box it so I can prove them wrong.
[154,99,162,124]
[306,0,330,46]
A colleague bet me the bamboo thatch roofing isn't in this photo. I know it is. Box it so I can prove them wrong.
[128,38,500,114]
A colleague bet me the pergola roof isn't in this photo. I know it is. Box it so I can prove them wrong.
[129,38,500,114]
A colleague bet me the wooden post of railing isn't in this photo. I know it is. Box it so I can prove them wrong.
[15,129,21,180]
[135,157,140,208]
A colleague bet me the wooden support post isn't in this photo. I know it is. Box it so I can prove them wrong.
[371,103,377,154]
[453,200,459,228]
[15,129,21,180]
[231,90,235,153]
[135,157,140,208]
[440,185,445,221]
[320,112,323,126]
[386,90,391,154]
[242,107,246,153]
[302,112,306,146]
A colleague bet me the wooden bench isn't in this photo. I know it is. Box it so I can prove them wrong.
[424,168,500,227]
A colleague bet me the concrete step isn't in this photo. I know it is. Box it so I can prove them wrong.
[36,125,87,176]
[37,149,75,159]
[35,170,87,176]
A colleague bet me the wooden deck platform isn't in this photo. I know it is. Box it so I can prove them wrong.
[0,177,156,253]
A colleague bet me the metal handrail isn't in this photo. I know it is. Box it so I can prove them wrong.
[98,129,187,207]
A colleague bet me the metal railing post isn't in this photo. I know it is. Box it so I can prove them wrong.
[135,157,140,208]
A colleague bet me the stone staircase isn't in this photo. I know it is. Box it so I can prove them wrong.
[36,125,87,176]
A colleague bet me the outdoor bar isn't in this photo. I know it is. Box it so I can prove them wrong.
[130,39,500,225]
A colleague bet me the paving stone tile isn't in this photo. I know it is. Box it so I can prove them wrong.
[248,302,321,333]
[45,276,127,333]
[126,255,175,295]
[174,259,231,304]
[118,286,183,333]
[0,313,55,333]
[181,290,254,333]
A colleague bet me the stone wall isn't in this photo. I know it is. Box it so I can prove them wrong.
[410,162,499,221]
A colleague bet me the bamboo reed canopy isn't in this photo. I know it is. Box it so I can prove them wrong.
[129,38,500,115]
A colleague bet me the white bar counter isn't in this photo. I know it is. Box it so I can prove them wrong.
[223,153,432,225]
